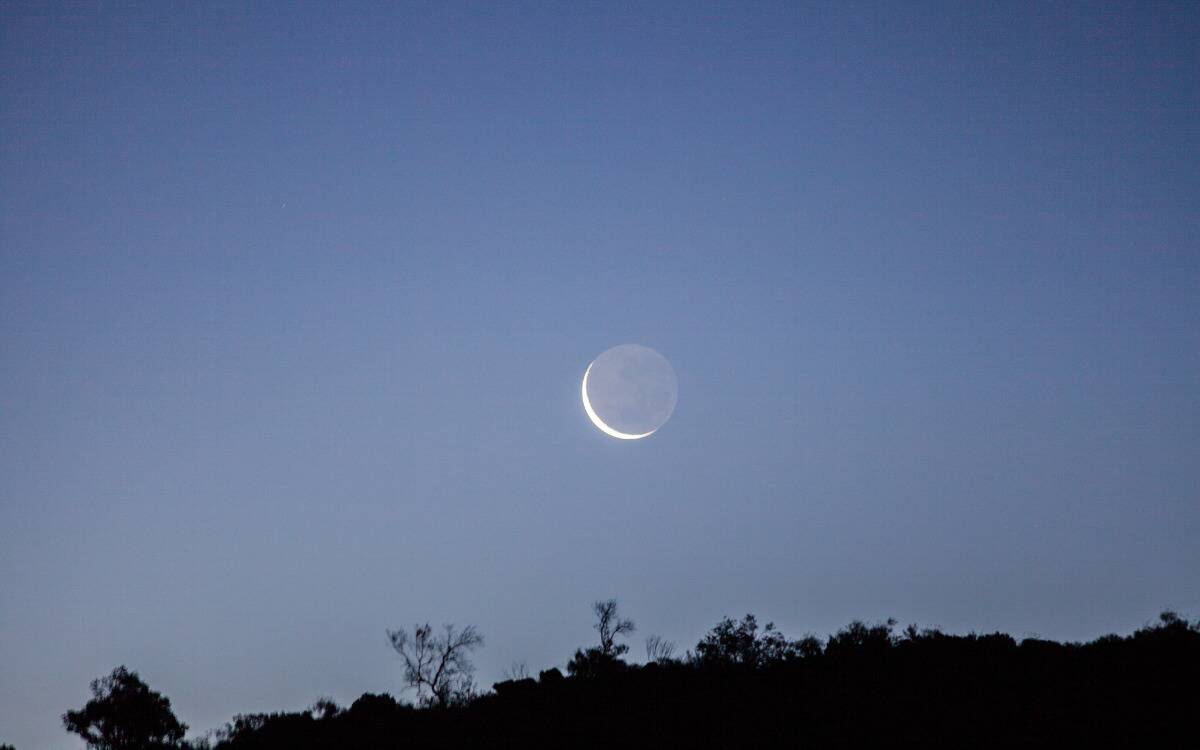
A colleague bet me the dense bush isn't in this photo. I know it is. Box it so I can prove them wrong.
[209,611,1199,747]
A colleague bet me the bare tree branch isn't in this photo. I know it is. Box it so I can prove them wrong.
[386,623,484,707]
[503,661,530,681]
[593,599,636,657]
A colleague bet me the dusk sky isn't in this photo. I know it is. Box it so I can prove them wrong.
[2,2,1198,748]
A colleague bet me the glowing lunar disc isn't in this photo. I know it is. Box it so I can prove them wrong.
[581,344,678,440]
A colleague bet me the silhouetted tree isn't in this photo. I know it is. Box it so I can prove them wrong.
[1138,610,1198,635]
[592,599,635,657]
[694,614,801,668]
[566,599,636,678]
[792,634,823,659]
[824,618,897,659]
[63,666,187,750]
[386,623,484,707]
[1,743,15,750]
[308,698,341,720]
[538,667,564,684]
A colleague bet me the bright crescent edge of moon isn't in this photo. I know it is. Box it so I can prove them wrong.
[581,362,657,440]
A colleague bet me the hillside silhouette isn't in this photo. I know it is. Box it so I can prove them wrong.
[56,608,1199,749]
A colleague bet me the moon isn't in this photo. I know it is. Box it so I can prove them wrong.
[581,344,678,440]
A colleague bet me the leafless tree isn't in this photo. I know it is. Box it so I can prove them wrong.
[645,634,677,663]
[503,661,530,681]
[593,599,636,657]
[386,623,484,707]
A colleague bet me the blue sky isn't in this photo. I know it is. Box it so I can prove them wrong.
[2,2,1198,747]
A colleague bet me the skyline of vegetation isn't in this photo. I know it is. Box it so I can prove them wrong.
[41,605,1200,749]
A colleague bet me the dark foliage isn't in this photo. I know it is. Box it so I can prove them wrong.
[63,666,187,750]
[693,613,813,667]
[207,611,1199,747]
[565,647,628,679]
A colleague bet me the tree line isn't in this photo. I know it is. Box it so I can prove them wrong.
[39,604,1200,748]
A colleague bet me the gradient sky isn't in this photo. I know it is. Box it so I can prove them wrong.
[2,2,1198,748]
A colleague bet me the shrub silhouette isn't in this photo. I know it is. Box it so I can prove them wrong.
[74,611,1198,748]
[693,613,813,668]
[566,646,628,679]
[644,634,677,663]
[63,666,187,750]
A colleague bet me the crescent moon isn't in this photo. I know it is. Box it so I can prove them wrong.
[581,362,657,440]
